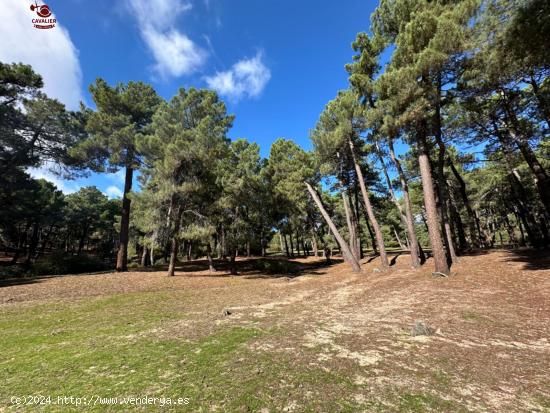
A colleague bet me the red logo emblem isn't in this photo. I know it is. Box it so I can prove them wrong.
[30,2,56,29]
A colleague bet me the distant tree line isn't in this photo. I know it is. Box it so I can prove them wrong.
[0,0,548,277]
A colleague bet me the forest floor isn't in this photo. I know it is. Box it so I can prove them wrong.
[0,249,549,412]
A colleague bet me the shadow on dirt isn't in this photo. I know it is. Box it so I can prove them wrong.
[170,256,346,279]
[501,248,550,271]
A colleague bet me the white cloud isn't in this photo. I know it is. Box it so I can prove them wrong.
[106,170,126,185]
[105,186,123,199]
[27,166,81,194]
[126,0,192,29]
[205,52,271,101]
[142,27,206,77]
[125,0,206,77]
[0,0,83,109]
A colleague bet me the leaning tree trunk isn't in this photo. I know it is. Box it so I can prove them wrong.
[501,94,550,215]
[116,166,133,272]
[348,139,389,269]
[417,130,450,276]
[529,76,550,127]
[447,157,479,248]
[305,182,361,273]
[384,140,424,267]
[494,122,545,246]
[365,219,377,254]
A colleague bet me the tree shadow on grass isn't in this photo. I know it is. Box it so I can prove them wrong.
[0,268,120,290]
[0,256,343,288]
[170,256,345,279]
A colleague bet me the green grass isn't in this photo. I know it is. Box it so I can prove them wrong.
[0,292,262,411]
[0,292,369,412]
[1,291,478,412]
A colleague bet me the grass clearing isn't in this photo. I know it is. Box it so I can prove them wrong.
[1,250,549,412]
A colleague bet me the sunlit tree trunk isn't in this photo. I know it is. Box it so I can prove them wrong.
[348,139,388,269]
[305,182,361,272]
[417,129,450,275]
[383,140,424,267]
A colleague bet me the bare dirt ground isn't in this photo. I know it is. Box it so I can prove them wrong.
[1,249,549,412]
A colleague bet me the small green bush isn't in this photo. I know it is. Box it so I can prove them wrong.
[0,265,28,279]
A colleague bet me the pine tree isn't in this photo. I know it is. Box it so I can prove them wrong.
[73,79,161,271]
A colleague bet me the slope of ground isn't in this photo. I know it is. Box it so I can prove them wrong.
[0,250,549,412]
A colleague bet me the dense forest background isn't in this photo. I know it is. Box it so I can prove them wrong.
[1,0,548,278]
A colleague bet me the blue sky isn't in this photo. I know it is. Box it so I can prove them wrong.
[2,0,383,197]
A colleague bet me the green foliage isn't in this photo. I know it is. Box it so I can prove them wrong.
[31,252,110,276]
[75,79,161,171]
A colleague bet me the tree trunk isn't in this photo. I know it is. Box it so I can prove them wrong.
[529,75,550,127]
[229,249,237,275]
[417,131,450,275]
[77,225,88,255]
[500,93,550,215]
[283,234,290,258]
[25,222,39,264]
[353,183,364,259]
[348,139,388,269]
[447,188,467,252]
[278,232,284,254]
[503,213,518,247]
[341,190,359,261]
[141,246,150,267]
[167,202,182,277]
[206,242,216,272]
[260,229,266,257]
[385,140,424,266]
[393,227,406,250]
[365,219,377,254]
[116,166,133,272]
[289,231,295,258]
[500,133,544,246]
[511,130,550,216]
[305,182,361,272]
[433,129,458,264]
[447,157,479,248]
[38,224,54,258]
[187,241,192,261]
[311,231,318,257]
[220,225,227,260]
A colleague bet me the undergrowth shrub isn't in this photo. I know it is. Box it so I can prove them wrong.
[250,259,301,275]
